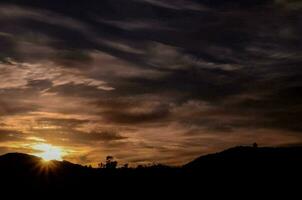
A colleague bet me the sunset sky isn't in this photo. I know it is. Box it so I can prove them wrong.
[0,0,302,166]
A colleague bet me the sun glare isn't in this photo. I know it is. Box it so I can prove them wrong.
[32,144,64,161]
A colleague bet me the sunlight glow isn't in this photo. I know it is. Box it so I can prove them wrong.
[32,144,65,161]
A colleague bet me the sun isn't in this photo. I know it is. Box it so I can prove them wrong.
[32,143,64,161]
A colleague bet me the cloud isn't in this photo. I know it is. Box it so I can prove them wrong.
[75,131,127,142]
[133,0,206,10]
[0,60,114,90]
[0,0,302,165]
[276,0,302,10]
[102,105,170,125]
[0,129,24,142]
[0,90,40,116]
[35,117,91,129]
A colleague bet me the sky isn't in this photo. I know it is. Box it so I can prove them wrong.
[0,0,302,166]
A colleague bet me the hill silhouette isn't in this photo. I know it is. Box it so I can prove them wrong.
[1,146,302,197]
[0,152,83,169]
[184,146,302,169]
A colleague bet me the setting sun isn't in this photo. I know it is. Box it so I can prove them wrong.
[32,144,65,161]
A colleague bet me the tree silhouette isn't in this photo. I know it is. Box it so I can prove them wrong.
[98,162,105,168]
[105,156,118,169]
[122,163,129,169]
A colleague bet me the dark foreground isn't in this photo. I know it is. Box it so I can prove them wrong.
[0,146,301,197]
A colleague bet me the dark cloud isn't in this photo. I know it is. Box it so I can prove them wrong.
[78,131,127,142]
[26,79,53,91]
[0,129,23,142]
[102,106,170,125]
[0,33,15,61]
[0,96,39,116]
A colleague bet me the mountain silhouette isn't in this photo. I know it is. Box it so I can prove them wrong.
[184,146,302,169]
[0,152,83,168]
[0,146,302,197]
